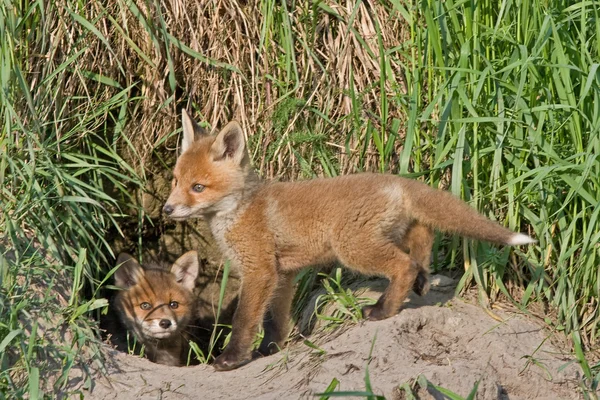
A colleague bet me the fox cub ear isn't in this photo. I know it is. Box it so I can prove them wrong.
[115,253,144,288]
[171,251,199,291]
[211,121,247,165]
[181,109,209,154]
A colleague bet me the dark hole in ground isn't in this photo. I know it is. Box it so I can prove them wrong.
[96,215,239,367]
[98,293,235,367]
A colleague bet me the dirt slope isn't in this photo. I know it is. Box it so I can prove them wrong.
[81,277,580,400]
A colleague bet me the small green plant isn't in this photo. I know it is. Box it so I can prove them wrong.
[302,338,327,357]
[519,336,552,381]
[263,347,291,372]
[187,341,207,365]
[205,261,232,363]
[420,375,480,400]
[571,331,600,399]
[315,333,385,399]
[314,268,376,330]
[319,378,340,400]
[123,331,144,359]
[396,375,480,400]
[396,382,417,400]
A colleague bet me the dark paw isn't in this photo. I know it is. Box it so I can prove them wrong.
[257,341,282,357]
[213,351,250,371]
[412,271,430,296]
[362,305,390,321]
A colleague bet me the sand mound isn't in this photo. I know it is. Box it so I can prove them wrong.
[82,276,579,399]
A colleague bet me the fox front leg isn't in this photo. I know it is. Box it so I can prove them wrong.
[213,265,278,371]
[258,271,295,356]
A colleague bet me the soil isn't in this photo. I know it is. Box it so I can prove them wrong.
[79,275,581,400]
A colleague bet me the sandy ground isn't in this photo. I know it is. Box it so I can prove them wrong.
[79,276,581,399]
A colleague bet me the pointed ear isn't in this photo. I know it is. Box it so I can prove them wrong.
[210,121,247,165]
[181,109,208,154]
[114,253,144,288]
[171,251,199,291]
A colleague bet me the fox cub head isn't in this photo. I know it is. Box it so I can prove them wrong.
[163,110,254,220]
[114,251,199,345]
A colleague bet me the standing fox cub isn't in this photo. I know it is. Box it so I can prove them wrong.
[163,110,535,371]
[113,251,199,366]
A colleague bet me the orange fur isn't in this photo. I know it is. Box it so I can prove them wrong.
[163,110,535,371]
[113,251,199,366]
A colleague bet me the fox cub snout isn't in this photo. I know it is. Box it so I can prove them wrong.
[113,251,199,366]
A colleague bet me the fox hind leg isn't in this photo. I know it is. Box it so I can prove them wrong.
[403,222,435,296]
[362,256,420,321]
[334,238,419,321]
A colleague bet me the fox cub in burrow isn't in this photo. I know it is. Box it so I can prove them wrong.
[113,251,199,366]
[163,110,535,371]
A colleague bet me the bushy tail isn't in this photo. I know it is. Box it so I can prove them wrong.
[401,179,535,245]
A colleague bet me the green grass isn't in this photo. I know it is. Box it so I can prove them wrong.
[1,0,599,397]
[313,268,375,330]
[410,0,600,348]
[1,0,144,396]
[316,334,386,400]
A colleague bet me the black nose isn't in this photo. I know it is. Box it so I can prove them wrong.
[163,204,174,215]
[159,319,172,329]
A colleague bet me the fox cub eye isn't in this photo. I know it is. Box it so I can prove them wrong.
[192,184,205,193]
[140,302,152,310]
[169,301,179,309]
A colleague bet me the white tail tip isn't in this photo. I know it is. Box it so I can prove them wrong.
[509,233,537,245]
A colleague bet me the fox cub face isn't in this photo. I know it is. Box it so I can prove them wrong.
[163,110,250,220]
[114,251,199,345]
